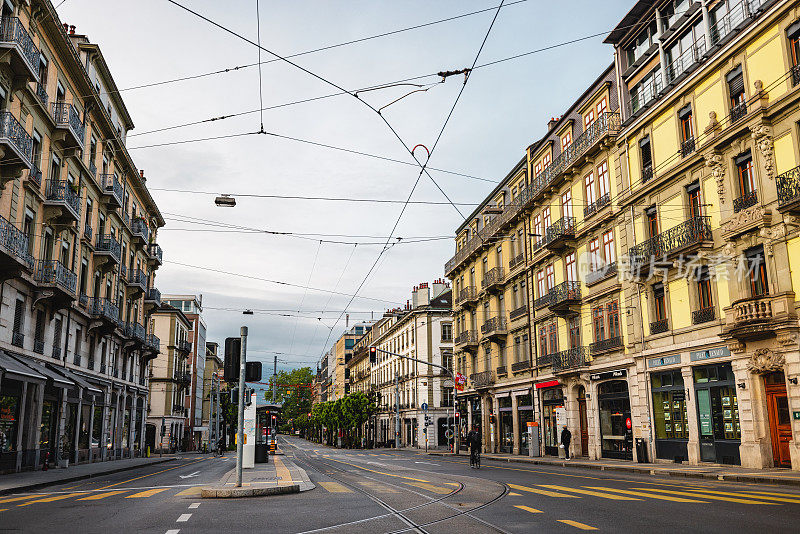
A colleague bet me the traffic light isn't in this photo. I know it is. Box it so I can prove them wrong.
[369,346,377,364]
[245,361,262,382]
[224,337,241,382]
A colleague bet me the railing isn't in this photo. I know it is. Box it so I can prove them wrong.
[120,264,127,281]
[146,287,161,302]
[132,218,150,242]
[496,365,507,376]
[0,110,33,165]
[542,216,575,248]
[533,290,554,310]
[83,222,92,241]
[590,336,622,354]
[536,352,553,368]
[444,112,620,275]
[146,334,160,352]
[456,286,477,305]
[28,164,42,188]
[709,0,751,46]
[692,306,716,324]
[629,72,664,116]
[509,252,525,271]
[100,174,123,205]
[33,339,44,354]
[585,192,611,218]
[100,363,106,374]
[730,101,748,123]
[128,322,146,342]
[148,243,163,263]
[35,82,47,105]
[0,17,40,73]
[454,330,478,346]
[121,211,130,228]
[481,266,504,290]
[51,101,85,146]
[793,63,800,87]
[665,34,707,85]
[45,180,81,218]
[177,339,192,353]
[552,346,590,373]
[87,297,119,323]
[129,268,147,287]
[680,136,696,157]
[641,163,654,183]
[733,190,758,213]
[480,316,507,336]
[732,295,774,323]
[509,305,528,321]
[650,318,669,335]
[469,370,494,388]
[11,331,24,348]
[628,216,711,270]
[586,261,618,286]
[89,161,97,177]
[34,260,76,293]
[777,165,800,209]
[79,293,88,307]
[52,346,61,360]
[0,214,34,269]
[95,234,121,262]
[549,280,581,308]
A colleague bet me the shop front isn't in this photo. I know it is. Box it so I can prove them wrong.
[539,384,563,456]
[517,392,534,455]
[0,384,22,473]
[693,362,740,465]
[651,368,689,462]
[498,396,513,454]
[595,376,632,460]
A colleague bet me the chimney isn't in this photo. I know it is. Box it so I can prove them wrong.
[63,23,69,33]
[69,25,76,35]
[547,116,560,131]
[140,169,146,182]
[412,283,430,309]
[432,279,446,298]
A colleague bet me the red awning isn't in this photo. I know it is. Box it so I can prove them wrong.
[535,380,561,389]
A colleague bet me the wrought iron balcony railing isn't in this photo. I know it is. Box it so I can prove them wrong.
[628,216,711,271]
[454,330,478,347]
[147,243,163,264]
[132,218,150,242]
[33,339,44,354]
[480,316,507,336]
[730,101,748,123]
[146,334,161,352]
[733,190,757,213]
[95,234,121,262]
[0,17,40,73]
[145,287,161,303]
[589,336,622,354]
[34,260,76,294]
[83,222,92,241]
[469,370,494,388]
[496,365,507,376]
[777,165,800,211]
[0,214,34,269]
[89,161,97,177]
[549,280,581,308]
[680,136,696,157]
[128,322,146,342]
[45,180,81,219]
[177,339,192,353]
[52,346,61,360]
[129,268,147,288]
[552,346,590,373]
[11,331,24,348]
[509,305,528,321]
[793,63,800,87]
[508,252,525,271]
[51,101,85,147]
[88,297,119,323]
[455,286,477,306]
[511,360,531,372]
[692,306,716,324]
[78,293,88,307]
[650,318,669,335]
[28,165,42,188]
[585,261,617,286]
[0,110,33,166]
[481,266,504,291]
[100,173,123,205]
[533,290,554,310]
[542,216,575,249]
[641,163,654,183]
[35,82,47,105]
[584,192,611,218]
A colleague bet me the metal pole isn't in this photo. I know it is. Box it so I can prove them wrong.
[236,326,247,488]
[271,355,277,404]
[394,370,400,450]
[215,380,221,453]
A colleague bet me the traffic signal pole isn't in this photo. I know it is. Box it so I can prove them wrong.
[236,326,248,488]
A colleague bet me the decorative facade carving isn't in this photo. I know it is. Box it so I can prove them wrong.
[759,223,786,257]
[777,332,798,347]
[722,205,771,240]
[728,340,746,354]
[704,111,720,136]
[746,348,785,374]
[705,152,725,203]
[751,122,775,180]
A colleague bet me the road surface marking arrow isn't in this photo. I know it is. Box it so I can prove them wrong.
[179,471,200,479]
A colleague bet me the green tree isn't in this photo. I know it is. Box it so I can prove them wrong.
[263,367,314,432]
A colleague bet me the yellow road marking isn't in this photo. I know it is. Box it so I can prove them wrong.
[18,493,86,506]
[0,508,6,512]
[274,456,292,482]
[508,492,522,496]
[97,458,207,490]
[78,491,127,501]
[672,489,800,504]
[326,458,430,483]
[320,481,352,493]
[748,491,800,498]
[538,485,640,501]
[630,487,779,505]
[514,505,543,514]
[0,495,40,504]
[175,487,203,496]
[445,482,460,486]
[508,484,579,498]
[558,519,598,530]
[582,487,707,503]
[356,481,399,493]
[402,481,452,495]
[126,488,170,498]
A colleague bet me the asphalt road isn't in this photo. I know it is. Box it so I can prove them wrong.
[2,436,800,533]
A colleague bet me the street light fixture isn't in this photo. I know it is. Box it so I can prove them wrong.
[243,309,254,315]
[215,194,236,207]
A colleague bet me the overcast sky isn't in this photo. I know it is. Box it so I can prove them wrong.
[58,0,631,372]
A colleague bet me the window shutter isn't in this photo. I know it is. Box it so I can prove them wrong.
[13,299,24,332]
[678,103,692,120]
[735,150,752,165]
[787,20,800,40]
[726,66,744,95]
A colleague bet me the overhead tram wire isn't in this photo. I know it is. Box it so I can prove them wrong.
[154,191,479,206]
[255,0,265,132]
[286,239,323,355]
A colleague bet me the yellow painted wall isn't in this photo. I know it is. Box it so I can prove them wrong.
[558,318,568,352]
[668,279,691,330]
[582,308,593,351]
[640,290,650,334]
[746,28,789,102]
[628,138,641,190]
[634,215,644,245]
[660,193,684,231]
[774,133,798,174]
[693,79,723,135]
[788,237,800,298]
[572,180,583,224]
[702,176,721,230]
[716,277,730,319]
[652,107,678,172]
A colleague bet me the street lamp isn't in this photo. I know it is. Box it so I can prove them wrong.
[215,194,236,207]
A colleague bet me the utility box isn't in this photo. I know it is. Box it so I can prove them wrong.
[635,438,649,463]
[527,422,540,457]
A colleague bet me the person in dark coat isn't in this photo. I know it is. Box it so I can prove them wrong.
[560,426,572,460]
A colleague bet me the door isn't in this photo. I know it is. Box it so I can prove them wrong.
[765,372,792,468]
[578,387,589,457]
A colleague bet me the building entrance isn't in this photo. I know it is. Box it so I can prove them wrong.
[765,371,792,468]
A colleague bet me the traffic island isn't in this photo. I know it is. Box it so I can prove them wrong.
[200,454,314,499]
[201,484,299,498]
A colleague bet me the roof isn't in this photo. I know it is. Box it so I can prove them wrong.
[77,42,135,130]
[605,0,659,44]
[151,303,192,328]
[455,156,526,235]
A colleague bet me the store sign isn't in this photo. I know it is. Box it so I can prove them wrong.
[648,354,681,368]
[590,369,627,381]
[454,373,466,392]
[690,347,730,362]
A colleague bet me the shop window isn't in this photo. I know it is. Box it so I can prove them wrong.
[745,245,768,297]
[651,371,689,440]
[0,394,20,453]
[687,181,702,218]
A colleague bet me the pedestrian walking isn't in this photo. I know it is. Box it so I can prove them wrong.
[560,426,572,460]
[467,426,481,468]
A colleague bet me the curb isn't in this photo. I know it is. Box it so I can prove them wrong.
[201,484,300,498]
[0,458,176,496]
[426,452,800,487]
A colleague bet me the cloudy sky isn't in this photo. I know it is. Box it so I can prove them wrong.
[58,0,631,372]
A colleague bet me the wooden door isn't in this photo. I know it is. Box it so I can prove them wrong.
[578,387,588,457]
[765,372,792,468]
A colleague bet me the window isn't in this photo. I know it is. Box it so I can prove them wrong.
[697,267,713,309]
[536,270,544,298]
[32,130,42,169]
[542,153,551,169]
[548,321,558,355]
[565,252,576,281]
[592,306,606,342]
[687,181,702,218]
[588,237,600,271]
[561,131,572,150]
[584,171,596,204]
[596,97,608,116]
[533,214,542,245]
[534,161,542,177]
[545,264,555,290]
[53,318,62,359]
[73,329,82,366]
[561,190,572,218]
[791,23,800,79]
[539,327,549,358]
[441,323,452,342]
[602,231,615,264]
[584,108,595,128]
[679,104,694,155]
[34,309,45,353]
[607,301,620,339]
[666,20,705,82]
[646,206,659,238]
[542,207,551,229]
[727,65,746,117]
[625,19,658,65]
[597,161,609,198]
[745,246,768,297]
[569,317,580,348]
[630,66,663,113]
[653,282,666,321]
[736,151,755,196]
[12,298,24,346]
[640,136,653,182]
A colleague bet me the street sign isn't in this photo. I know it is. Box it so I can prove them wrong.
[443,379,454,388]
[444,429,454,439]
[421,402,428,411]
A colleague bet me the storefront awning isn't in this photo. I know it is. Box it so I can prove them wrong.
[14,355,74,388]
[0,351,47,382]
[535,380,561,389]
[48,364,102,395]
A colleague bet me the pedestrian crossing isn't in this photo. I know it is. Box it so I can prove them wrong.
[0,486,207,510]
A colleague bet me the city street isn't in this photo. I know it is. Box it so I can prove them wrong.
[2,435,800,533]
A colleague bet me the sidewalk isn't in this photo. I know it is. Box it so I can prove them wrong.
[201,454,314,498]
[0,456,176,496]
[427,450,800,487]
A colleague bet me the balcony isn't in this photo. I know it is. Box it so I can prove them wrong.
[455,286,478,308]
[33,339,44,355]
[733,190,758,213]
[176,339,192,354]
[730,101,748,124]
[722,292,797,342]
[25,165,42,191]
[552,347,590,374]
[650,319,669,335]
[777,165,800,214]
[508,252,525,271]
[585,262,618,287]
[628,216,712,276]
[0,17,40,80]
[78,293,88,308]
[692,306,716,325]
[454,330,478,350]
[548,280,581,315]
[34,260,76,307]
[142,334,161,362]
[51,101,85,149]
[127,322,146,344]
[131,218,150,245]
[542,217,575,252]
[509,305,528,322]
[44,180,80,227]
[87,297,119,335]
[480,316,507,340]
[589,336,623,355]
[126,268,147,296]
[0,111,33,183]
[481,267,504,293]
[793,63,800,87]
[680,137,696,158]
[83,222,92,243]
[469,370,494,389]
[34,82,47,106]
[0,214,34,277]
[584,192,611,220]
[496,366,507,377]
[11,331,23,348]
[641,164,654,184]
[511,360,531,373]
[144,287,162,310]
[147,243,163,268]
[99,174,123,209]
[94,234,121,271]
